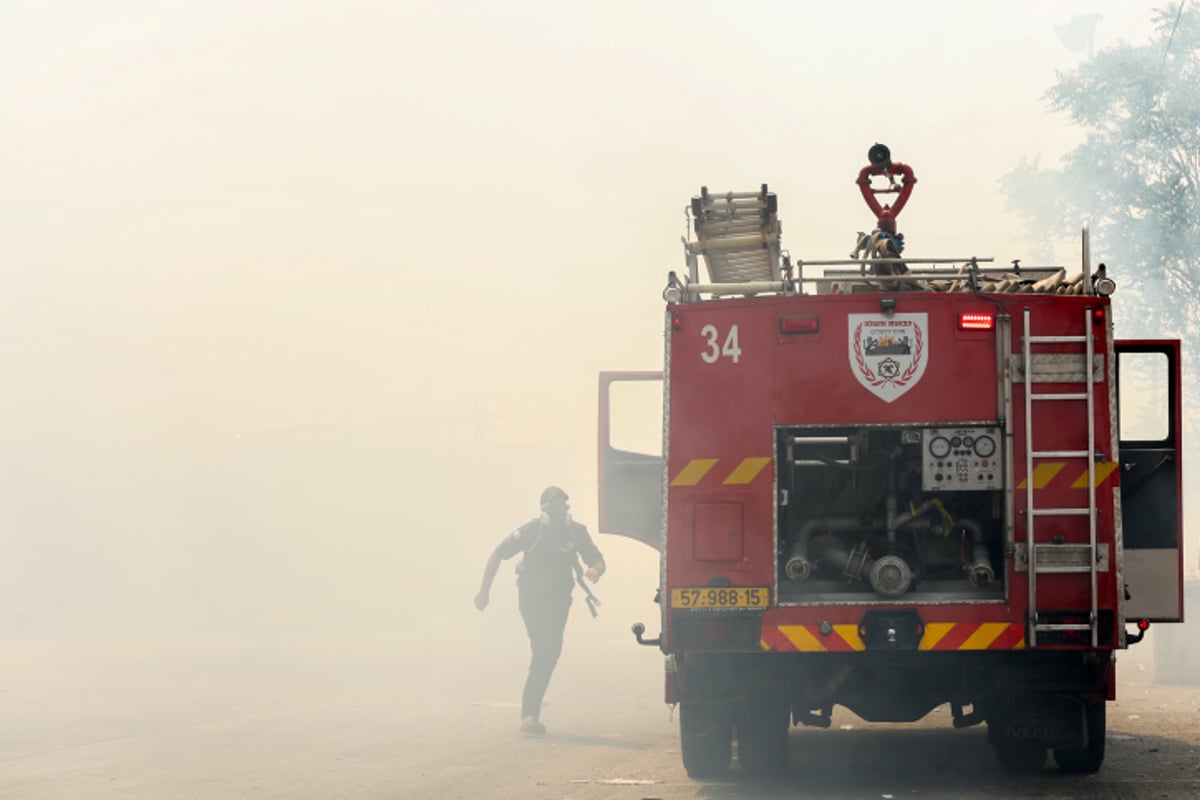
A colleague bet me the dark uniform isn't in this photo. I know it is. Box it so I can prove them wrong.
[495,515,605,722]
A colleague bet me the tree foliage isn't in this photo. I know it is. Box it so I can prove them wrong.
[1003,3,1200,427]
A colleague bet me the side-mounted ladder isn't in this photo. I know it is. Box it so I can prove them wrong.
[1021,306,1102,648]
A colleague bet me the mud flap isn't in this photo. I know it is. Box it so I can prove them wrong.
[994,694,1086,750]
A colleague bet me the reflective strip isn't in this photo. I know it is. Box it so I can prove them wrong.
[764,622,1026,651]
[723,457,772,485]
[1017,462,1065,490]
[759,625,794,652]
[989,624,1027,650]
[832,624,866,651]
[960,622,1010,650]
[920,622,1025,650]
[777,624,825,652]
[670,457,772,486]
[919,622,956,650]
[1069,461,1119,489]
[1017,460,1119,490]
[763,624,864,652]
[670,458,718,486]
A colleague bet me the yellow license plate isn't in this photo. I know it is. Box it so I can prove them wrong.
[670,586,769,609]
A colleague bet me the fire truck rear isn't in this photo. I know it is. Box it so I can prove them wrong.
[598,145,1185,777]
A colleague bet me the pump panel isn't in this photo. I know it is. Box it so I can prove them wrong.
[922,426,1002,491]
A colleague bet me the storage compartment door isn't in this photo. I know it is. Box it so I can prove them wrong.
[1116,341,1184,621]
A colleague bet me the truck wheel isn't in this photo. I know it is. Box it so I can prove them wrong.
[680,701,732,778]
[987,703,1046,773]
[736,701,789,776]
[995,740,1047,773]
[1054,700,1106,774]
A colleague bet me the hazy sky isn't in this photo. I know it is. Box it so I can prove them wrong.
[0,1,1180,641]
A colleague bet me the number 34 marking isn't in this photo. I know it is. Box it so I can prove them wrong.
[700,324,742,364]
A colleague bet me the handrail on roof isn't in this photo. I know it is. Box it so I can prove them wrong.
[679,186,1102,300]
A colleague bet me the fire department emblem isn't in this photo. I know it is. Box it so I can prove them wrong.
[848,313,929,403]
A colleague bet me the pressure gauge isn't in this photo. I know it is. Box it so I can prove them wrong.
[974,435,997,458]
[929,436,951,458]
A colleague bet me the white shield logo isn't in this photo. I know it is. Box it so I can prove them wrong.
[848,313,929,403]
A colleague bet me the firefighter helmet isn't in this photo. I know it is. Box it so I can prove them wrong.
[540,485,569,507]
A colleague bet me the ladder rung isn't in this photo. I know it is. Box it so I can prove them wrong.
[697,235,776,252]
[1035,564,1093,574]
[1030,508,1091,516]
[701,239,768,251]
[1030,392,1089,401]
[697,190,771,203]
[697,213,766,225]
[1027,335,1089,344]
[1033,623,1092,632]
[1031,449,1090,458]
[699,219,769,231]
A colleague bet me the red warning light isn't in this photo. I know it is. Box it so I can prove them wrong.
[780,314,819,334]
[958,313,995,331]
[1137,618,1150,631]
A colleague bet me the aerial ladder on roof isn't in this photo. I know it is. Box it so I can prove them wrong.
[686,185,783,286]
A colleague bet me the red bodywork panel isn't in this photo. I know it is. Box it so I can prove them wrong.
[663,291,1120,653]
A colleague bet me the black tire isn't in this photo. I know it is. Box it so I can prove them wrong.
[736,698,790,776]
[680,701,732,779]
[987,700,1045,774]
[996,740,1047,773]
[1054,700,1106,774]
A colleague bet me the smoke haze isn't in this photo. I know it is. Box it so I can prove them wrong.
[0,2,1191,795]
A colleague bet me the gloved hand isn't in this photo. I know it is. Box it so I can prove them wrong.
[585,560,606,583]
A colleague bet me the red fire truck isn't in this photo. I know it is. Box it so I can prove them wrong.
[598,145,1185,777]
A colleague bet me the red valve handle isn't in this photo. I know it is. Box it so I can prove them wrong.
[856,162,917,233]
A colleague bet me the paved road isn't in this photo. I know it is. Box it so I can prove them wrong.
[3,635,1198,799]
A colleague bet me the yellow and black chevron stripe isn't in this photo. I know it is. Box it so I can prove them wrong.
[1017,461,1119,490]
[760,622,1026,652]
[671,458,1118,490]
[670,457,772,487]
